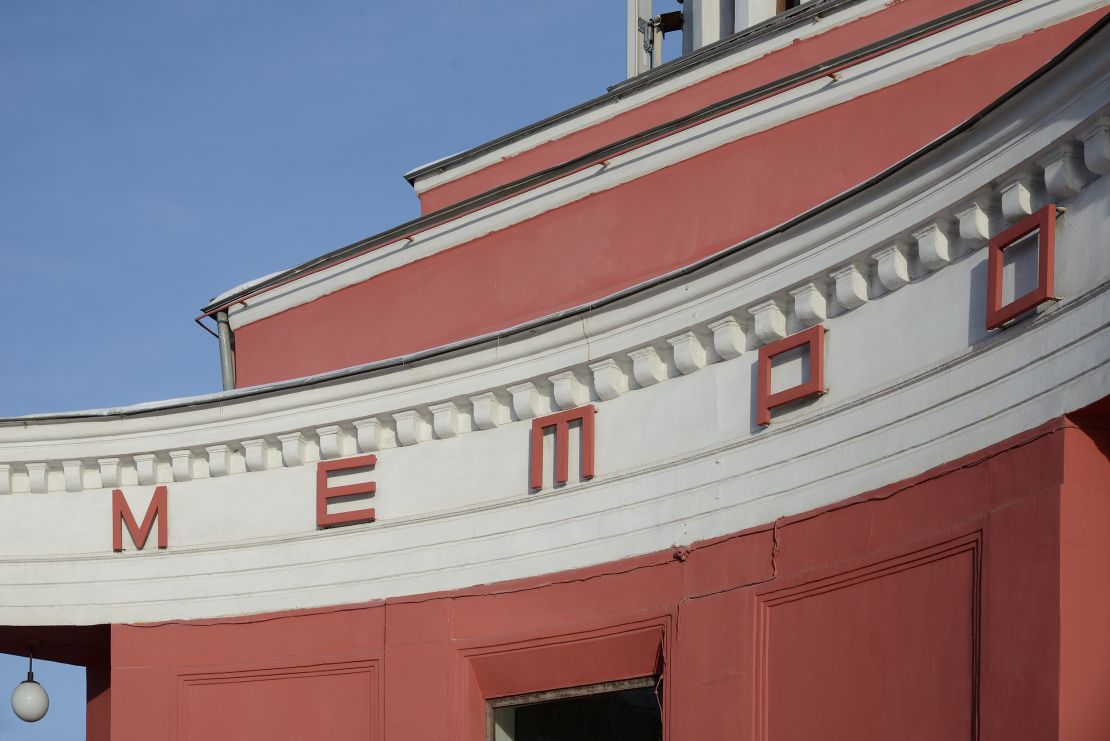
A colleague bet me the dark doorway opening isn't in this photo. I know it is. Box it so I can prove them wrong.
[489,677,662,741]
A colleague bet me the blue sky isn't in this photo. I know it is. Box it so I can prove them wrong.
[0,0,681,735]
[0,656,84,740]
[0,0,687,418]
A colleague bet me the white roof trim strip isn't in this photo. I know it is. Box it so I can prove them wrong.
[406,0,891,194]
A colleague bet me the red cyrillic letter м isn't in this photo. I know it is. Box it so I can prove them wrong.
[112,486,168,552]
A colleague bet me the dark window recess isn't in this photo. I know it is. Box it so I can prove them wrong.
[490,678,662,741]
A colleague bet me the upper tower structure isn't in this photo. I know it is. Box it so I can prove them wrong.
[628,0,798,78]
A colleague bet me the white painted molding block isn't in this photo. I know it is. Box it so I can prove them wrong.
[871,243,911,292]
[353,418,388,452]
[628,347,667,387]
[98,457,121,488]
[133,454,159,486]
[242,439,272,472]
[469,392,510,429]
[735,0,777,31]
[169,450,193,482]
[0,464,10,494]
[912,221,951,272]
[667,332,707,375]
[686,0,729,49]
[748,300,787,344]
[507,382,544,420]
[707,316,746,360]
[954,196,993,249]
[789,283,828,326]
[26,463,48,494]
[627,0,652,77]
[1037,140,1092,201]
[276,432,306,467]
[999,171,1042,222]
[549,371,589,410]
[205,445,233,478]
[429,401,464,439]
[315,425,347,460]
[828,265,869,310]
[62,460,83,493]
[588,359,628,401]
[1079,115,1110,175]
[393,411,431,446]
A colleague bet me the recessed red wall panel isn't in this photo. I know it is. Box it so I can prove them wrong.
[233,15,1103,387]
[180,661,378,741]
[758,537,978,740]
[102,416,1106,741]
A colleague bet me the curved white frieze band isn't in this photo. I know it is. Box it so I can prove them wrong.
[0,37,1109,624]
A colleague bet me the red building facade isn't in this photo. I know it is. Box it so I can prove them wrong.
[2,1,1109,739]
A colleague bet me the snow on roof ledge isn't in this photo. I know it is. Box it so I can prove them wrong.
[209,270,284,305]
[403,150,466,183]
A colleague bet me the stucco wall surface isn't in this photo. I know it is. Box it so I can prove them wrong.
[97,418,1110,741]
[229,1,1108,386]
[0,31,1108,624]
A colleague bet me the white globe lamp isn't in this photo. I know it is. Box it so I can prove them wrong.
[11,649,48,723]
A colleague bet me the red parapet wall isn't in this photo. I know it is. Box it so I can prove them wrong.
[103,415,1110,740]
[232,12,1104,387]
[416,0,1025,214]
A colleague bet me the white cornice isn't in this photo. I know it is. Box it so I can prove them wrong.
[0,283,1106,623]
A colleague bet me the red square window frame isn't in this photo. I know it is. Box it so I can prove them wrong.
[757,324,826,427]
[986,204,1056,330]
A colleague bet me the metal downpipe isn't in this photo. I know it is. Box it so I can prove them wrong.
[216,310,236,391]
